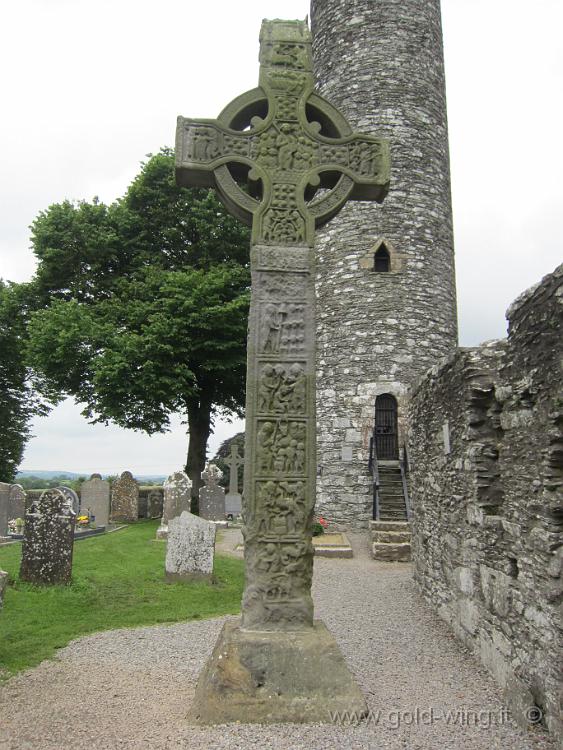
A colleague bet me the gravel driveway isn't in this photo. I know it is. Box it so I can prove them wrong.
[0,532,556,750]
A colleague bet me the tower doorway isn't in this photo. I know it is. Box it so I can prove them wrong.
[374,394,398,459]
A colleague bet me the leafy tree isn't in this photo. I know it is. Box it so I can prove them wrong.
[0,281,51,481]
[27,149,250,508]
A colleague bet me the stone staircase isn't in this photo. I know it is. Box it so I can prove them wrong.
[371,461,411,561]
[378,462,408,521]
[371,520,411,561]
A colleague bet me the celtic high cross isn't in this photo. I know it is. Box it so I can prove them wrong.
[176,19,389,632]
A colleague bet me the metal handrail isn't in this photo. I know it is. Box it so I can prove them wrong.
[399,444,412,521]
[369,434,380,520]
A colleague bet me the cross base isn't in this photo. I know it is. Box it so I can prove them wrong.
[188,619,367,724]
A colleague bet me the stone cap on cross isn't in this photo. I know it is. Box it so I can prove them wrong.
[176,19,390,247]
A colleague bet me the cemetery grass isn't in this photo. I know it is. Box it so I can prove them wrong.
[0,520,244,679]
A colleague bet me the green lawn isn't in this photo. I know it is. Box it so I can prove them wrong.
[0,520,244,678]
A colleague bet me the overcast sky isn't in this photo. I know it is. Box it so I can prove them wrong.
[1,0,561,476]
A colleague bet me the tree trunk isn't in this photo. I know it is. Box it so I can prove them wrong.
[185,395,213,515]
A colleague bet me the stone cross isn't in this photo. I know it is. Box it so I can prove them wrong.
[177,19,389,634]
[225,444,243,495]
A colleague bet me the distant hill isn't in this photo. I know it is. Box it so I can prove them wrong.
[17,470,167,483]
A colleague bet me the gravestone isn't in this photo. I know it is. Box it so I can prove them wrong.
[0,482,9,538]
[198,464,226,522]
[0,570,7,610]
[147,487,164,518]
[57,486,80,515]
[225,444,243,517]
[177,18,389,724]
[110,471,139,522]
[157,471,192,539]
[9,484,26,522]
[19,489,75,585]
[165,511,216,582]
[80,474,110,526]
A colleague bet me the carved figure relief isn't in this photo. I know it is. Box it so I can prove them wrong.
[256,420,306,475]
[184,125,220,162]
[259,303,306,354]
[265,70,308,94]
[256,247,309,271]
[349,141,382,176]
[255,272,308,299]
[262,42,308,70]
[251,479,307,536]
[258,362,307,414]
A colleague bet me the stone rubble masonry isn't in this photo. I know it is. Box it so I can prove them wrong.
[311,0,458,529]
[408,264,563,738]
[19,488,76,586]
[80,474,110,527]
[165,511,216,582]
[110,471,139,523]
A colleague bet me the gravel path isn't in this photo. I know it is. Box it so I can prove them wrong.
[0,532,556,750]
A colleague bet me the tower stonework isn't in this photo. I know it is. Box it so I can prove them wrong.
[311,0,458,527]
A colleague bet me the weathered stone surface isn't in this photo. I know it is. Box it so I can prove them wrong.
[157,471,192,539]
[189,620,367,724]
[0,483,9,537]
[176,16,388,722]
[8,484,26,522]
[198,464,225,522]
[0,570,7,610]
[311,0,458,528]
[80,474,110,526]
[110,471,139,523]
[57,486,80,515]
[409,264,563,738]
[146,487,164,518]
[224,444,243,517]
[372,542,411,562]
[19,489,75,585]
[165,511,215,582]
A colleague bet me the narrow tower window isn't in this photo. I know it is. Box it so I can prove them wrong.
[374,244,390,272]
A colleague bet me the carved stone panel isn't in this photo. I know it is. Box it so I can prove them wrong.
[256,420,307,476]
[257,361,307,415]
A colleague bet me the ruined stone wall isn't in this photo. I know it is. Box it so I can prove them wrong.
[311,0,458,527]
[408,265,563,736]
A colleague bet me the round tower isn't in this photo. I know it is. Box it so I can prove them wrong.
[311,0,458,527]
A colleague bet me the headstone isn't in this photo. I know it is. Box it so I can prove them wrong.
[165,511,216,582]
[225,444,243,517]
[147,487,164,518]
[157,471,192,539]
[0,482,9,538]
[0,570,7,610]
[8,484,26,522]
[19,489,75,585]
[198,464,225,521]
[57,485,80,515]
[80,474,110,526]
[110,471,139,522]
[176,18,389,723]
